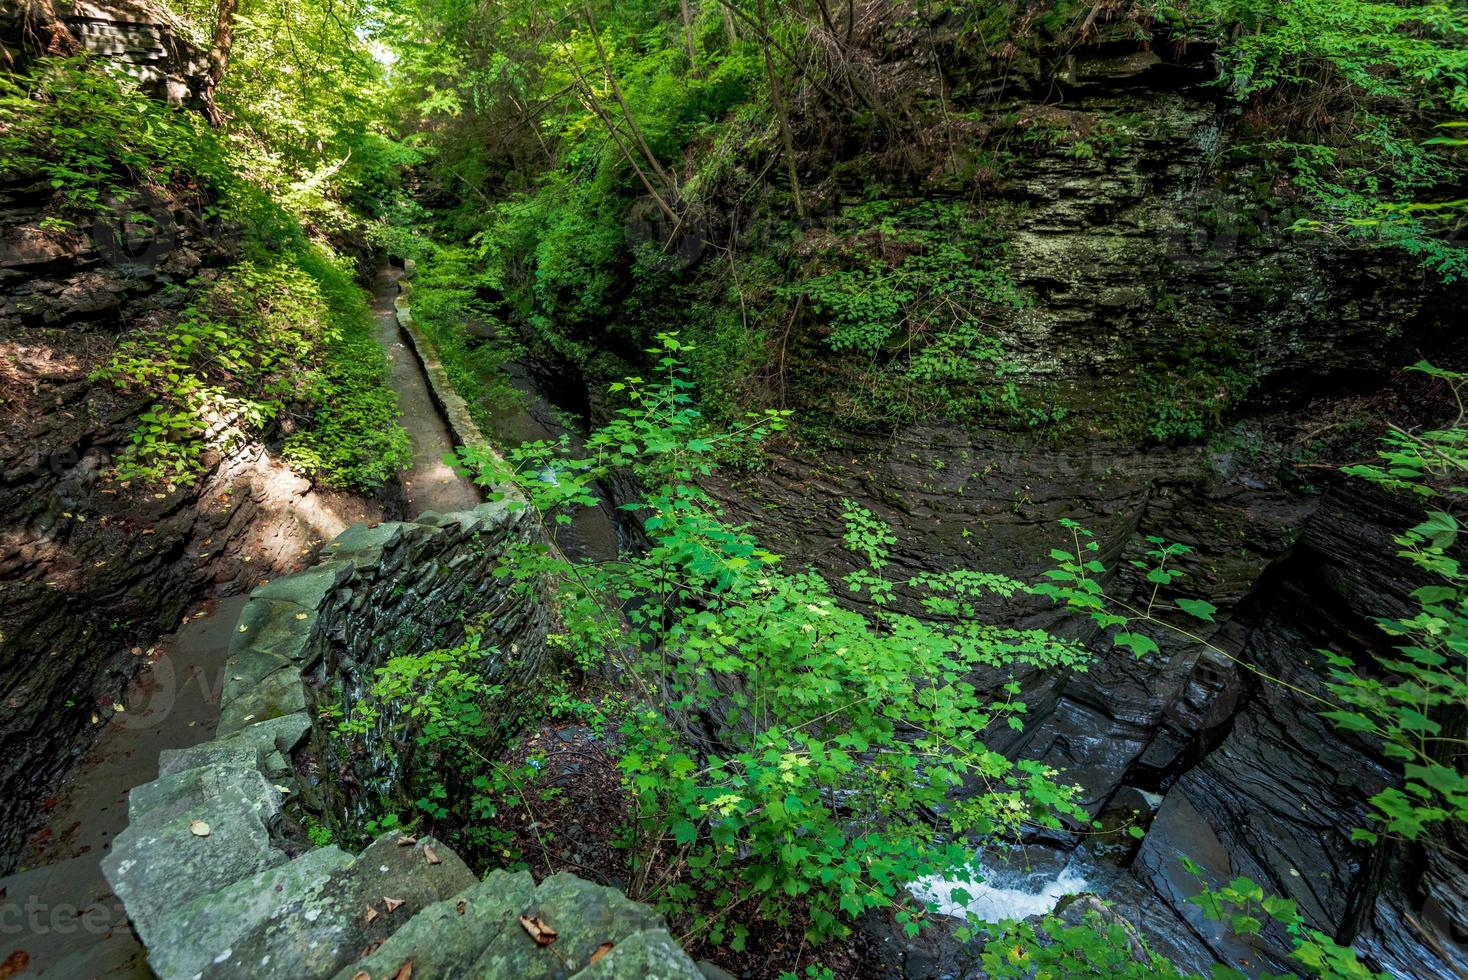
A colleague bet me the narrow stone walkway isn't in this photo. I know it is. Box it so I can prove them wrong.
[0,596,248,978]
[0,267,480,979]
[371,263,482,517]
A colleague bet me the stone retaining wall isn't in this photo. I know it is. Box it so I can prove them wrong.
[101,502,703,978]
[392,258,497,461]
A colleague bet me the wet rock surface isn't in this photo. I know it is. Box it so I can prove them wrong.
[692,425,1464,976]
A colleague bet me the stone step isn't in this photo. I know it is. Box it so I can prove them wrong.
[102,769,287,931]
[570,928,703,979]
[326,869,537,980]
[463,872,701,979]
[125,763,279,832]
[157,712,310,781]
[200,834,475,979]
[141,845,353,980]
[328,869,705,980]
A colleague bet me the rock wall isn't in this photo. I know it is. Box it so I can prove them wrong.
[101,504,699,979]
[0,175,396,869]
[677,45,1467,980]
[0,0,208,105]
[195,498,551,830]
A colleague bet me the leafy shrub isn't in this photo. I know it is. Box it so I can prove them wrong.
[102,248,408,488]
[0,56,231,220]
[439,336,1092,945]
[1181,0,1468,278]
[781,199,1033,428]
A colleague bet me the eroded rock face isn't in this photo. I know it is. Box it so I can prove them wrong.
[0,0,208,106]
[0,176,390,867]
[672,50,1466,979]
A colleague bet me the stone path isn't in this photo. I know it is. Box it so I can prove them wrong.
[0,266,481,978]
[0,596,248,978]
[371,263,482,518]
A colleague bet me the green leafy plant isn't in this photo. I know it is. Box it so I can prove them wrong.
[436,336,1094,946]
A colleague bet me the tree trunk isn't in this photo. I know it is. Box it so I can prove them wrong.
[201,0,238,127]
[757,0,804,218]
[680,0,698,73]
[583,2,676,193]
[22,0,78,56]
[720,3,738,45]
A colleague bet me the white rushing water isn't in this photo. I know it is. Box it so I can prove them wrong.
[909,853,1091,923]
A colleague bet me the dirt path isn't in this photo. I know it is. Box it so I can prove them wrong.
[371,264,482,517]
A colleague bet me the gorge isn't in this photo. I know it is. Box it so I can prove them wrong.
[1,1,1465,978]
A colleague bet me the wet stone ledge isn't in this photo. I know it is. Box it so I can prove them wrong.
[101,503,704,979]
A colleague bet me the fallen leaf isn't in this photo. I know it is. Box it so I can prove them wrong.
[0,950,31,979]
[455,900,467,916]
[589,941,614,965]
[189,820,211,837]
[350,973,370,980]
[295,613,308,621]
[112,703,125,713]
[519,914,558,946]
[383,896,405,914]
[422,845,441,865]
[130,647,142,656]
[364,905,379,924]
[395,835,418,847]
[391,963,413,980]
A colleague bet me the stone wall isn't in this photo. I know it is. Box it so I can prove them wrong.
[102,502,703,979]
[202,497,547,827]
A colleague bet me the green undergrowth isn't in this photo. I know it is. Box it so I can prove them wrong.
[2,56,409,491]
[377,0,1466,460]
[778,198,1067,433]
[100,244,409,489]
[1181,0,1468,279]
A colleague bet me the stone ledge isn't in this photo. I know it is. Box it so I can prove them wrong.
[102,503,696,978]
[391,260,522,504]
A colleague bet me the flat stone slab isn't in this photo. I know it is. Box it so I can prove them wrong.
[144,845,353,980]
[103,781,286,929]
[573,928,703,979]
[328,869,538,980]
[203,834,475,979]
[466,872,678,979]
